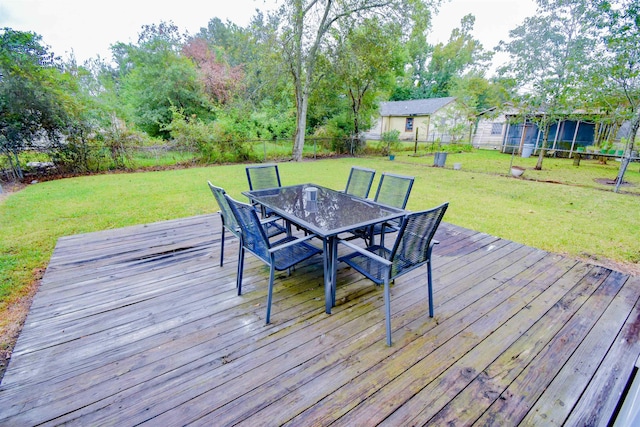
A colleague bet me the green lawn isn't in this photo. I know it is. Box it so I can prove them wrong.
[1,150,639,319]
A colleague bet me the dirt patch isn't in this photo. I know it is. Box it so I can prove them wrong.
[0,181,27,203]
[594,178,635,187]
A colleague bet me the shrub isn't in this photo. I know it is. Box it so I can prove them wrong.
[51,118,150,173]
[379,130,401,156]
[163,108,256,164]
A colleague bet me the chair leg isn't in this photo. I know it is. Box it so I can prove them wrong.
[266,264,275,324]
[427,259,434,318]
[220,227,225,267]
[384,277,392,346]
[237,246,244,296]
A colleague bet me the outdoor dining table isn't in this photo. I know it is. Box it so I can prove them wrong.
[243,183,406,314]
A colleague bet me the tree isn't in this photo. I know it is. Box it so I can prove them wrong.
[115,22,213,138]
[591,0,640,191]
[418,14,492,98]
[0,28,70,179]
[183,37,245,105]
[328,17,406,148]
[390,1,431,101]
[450,73,514,142]
[497,0,597,170]
[274,0,435,161]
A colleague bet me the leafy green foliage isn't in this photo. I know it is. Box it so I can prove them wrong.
[327,18,405,146]
[0,28,71,178]
[115,22,214,138]
[421,15,492,98]
[379,130,401,155]
[163,108,256,163]
[398,14,492,100]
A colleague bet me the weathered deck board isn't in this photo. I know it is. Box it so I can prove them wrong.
[0,214,638,426]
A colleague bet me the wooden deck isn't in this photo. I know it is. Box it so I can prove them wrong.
[1,214,639,426]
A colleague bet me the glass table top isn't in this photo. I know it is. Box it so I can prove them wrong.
[243,184,405,237]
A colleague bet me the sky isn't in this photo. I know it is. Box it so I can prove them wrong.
[0,0,537,73]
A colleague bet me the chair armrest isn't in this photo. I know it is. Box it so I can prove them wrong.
[268,233,318,253]
[338,239,392,267]
[259,216,282,226]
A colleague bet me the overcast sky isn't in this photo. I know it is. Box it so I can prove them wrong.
[0,0,537,73]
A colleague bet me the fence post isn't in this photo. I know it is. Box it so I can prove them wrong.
[264,140,267,161]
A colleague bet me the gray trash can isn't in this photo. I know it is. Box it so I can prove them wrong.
[434,152,447,167]
[522,144,534,158]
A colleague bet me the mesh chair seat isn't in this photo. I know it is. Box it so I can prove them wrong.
[262,220,288,238]
[338,245,392,284]
[270,235,322,271]
[338,202,449,346]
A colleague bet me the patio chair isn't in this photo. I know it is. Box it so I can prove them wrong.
[246,164,281,217]
[338,202,448,346]
[344,166,376,199]
[224,194,322,323]
[208,182,287,267]
[352,172,415,246]
[373,172,414,209]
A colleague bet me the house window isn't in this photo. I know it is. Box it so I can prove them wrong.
[491,123,503,135]
[405,118,414,132]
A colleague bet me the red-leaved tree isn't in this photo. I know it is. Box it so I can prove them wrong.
[182,38,244,105]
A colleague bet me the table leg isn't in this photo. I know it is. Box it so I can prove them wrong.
[323,238,332,314]
[323,236,339,314]
[331,236,338,307]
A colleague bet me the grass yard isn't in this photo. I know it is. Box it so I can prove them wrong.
[1,149,639,377]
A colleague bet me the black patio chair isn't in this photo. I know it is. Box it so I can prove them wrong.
[208,182,287,267]
[351,172,415,246]
[338,202,448,346]
[344,166,376,199]
[225,194,322,323]
[373,172,414,210]
[246,163,281,190]
[246,164,281,217]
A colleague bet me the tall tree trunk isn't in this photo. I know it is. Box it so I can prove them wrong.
[292,90,308,161]
[349,86,365,147]
[535,119,551,170]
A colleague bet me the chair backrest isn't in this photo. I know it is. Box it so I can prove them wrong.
[224,193,271,263]
[345,166,376,198]
[246,164,281,191]
[389,202,448,278]
[207,182,240,237]
[373,173,415,209]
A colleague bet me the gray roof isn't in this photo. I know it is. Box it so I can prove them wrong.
[379,97,456,117]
